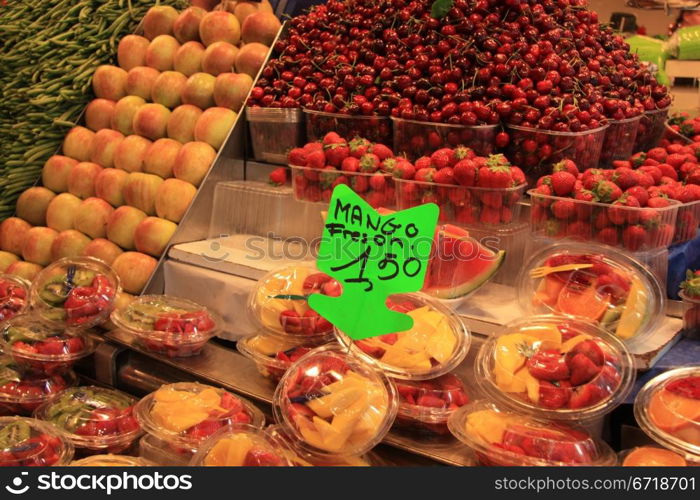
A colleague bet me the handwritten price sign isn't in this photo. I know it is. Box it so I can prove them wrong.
[308,185,438,340]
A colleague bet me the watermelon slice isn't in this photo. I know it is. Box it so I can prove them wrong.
[422,225,505,299]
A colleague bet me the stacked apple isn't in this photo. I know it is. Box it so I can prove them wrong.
[0,3,280,294]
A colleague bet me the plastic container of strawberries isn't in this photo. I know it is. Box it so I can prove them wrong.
[680,290,700,340]
[528,189,680,251]
[447,400,616,466]
[190,424,292,467]
[110,295,220,358]
[29,257,120,330]
[474,315,635,422]
[516,243,665,347]
[333,293,470,381]
[246,107,304,165]
[236,333,322,383]
[599,115,643,168]
[304,109,392,145]
[395,178,526,225]
[391,117,498,160]
[634,366,700,461]
[289,165,394,208]
[0,274,30,323]
[0,416,74,466]
[505,124,608,185]
[635,107,670,152]
[674,200,700,244]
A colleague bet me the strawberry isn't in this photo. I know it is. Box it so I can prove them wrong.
[268,167,287,186]
[526,350,569,381]
[306,149,325,169]
[370,143,393,161]
[678,184,700,203]
[582,168,605,190]
[568,339,605,366]
[430,148,455,169]
[501,206,514,223]
[455,205,479,224]
[510,166,526,185]
[415,167,437,183]
[595,227,619,246]
[593,180,622,203]
[480,155,513,188]
[643,158,660,167]
[348,137,371,158]
[415,156,432,170]
[479,206,501,224]
[533,183,553,197]
[565,221,592,240]
[453,146,475,161]
[287,148,307,166]
[537,175,552,187]
[646,147,667,163]
[639,165,662,185]
[625,186,648,207]
[302,142,323,154]
[453,159,478,186]
[359,153,380,172]
[667,153,687,168]
[433,167,456,185]
[611,167,637,190]
[538,381,570,409]
[322,132,343,146]
[369,173,386,191]
[636,172,655,189]
[341,156,360,172]
[551,199,575,219]
[686,168,700,185]
[638,208,661,228]
[566,353,601,386]
[647,196,671,208]
[550,171,576,196]
[392,160,415,180]
[665,376,700,400]
[324,142,349,167]
[553,159,579,176]
[574,189,597,219]
[631,152,647,167]
[608,194,640,225]
[568,384,603,410]
[351,175,369,193]
[594,210,612,229]
[622,225,647,251]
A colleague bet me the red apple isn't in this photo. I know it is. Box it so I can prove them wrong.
[172,141,216,186]
[234,42,269,78]
[0,251,19,273]
[16,187,56,226]
[0,218,32,256]
[63,126,96,162]
[126,66,161,101]
[213,72,252,111]
[122,172,164,215]
[22,227,58,266]
[132,103,171,140]
[143,138,182,179]
[6,261,43,281]
[173,7,206,43]
[42,155,77,193]
[114,135,152,173]
[174,41,206,77]
[202,41,238,76]
[166,104,202,143]
[143,5,179,40]
[194,106,237,150]
[89,129,125,168]
[199,11,241,46]
[156,178,197,223]
[46,193,82,232]
[134,216,178,257]
[111,96,146,136]
[241,12,281,46]
[111,251,158,294]
[51,230,92,261]
[118,35,150,71]
[92,65,128,101]
[85,98,116,131]
[106,206,148,250]
[94,168,129,207]
[81,238,124,266]
[181,72,216,109]
[67,162,103,199]
[73,197,115,239]
[145,35,181,71]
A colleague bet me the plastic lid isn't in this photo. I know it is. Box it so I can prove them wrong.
[272,345,398,457]
[71,454,154,466]
[475,315,634,421]
[134,382,265,452]
[0,356,77,412]
[30,257,120,329]
[334,293,470,380]
[236,334,318,381]
[0,416,74,466]
[248,265,340,341]
[517,243,664,348]
[111,295,220,347]
[0,316,95,373]
[394,373,470,424]
[190,424,291,466]
[34,386,141,450]
[0,274,30,323]
[634,366,700,460]
[620,446,689,466]
[448,400,616,466]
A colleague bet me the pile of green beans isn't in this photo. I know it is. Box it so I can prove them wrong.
[0,0,187,221]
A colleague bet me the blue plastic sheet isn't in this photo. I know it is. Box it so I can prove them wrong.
[668,229,700,299]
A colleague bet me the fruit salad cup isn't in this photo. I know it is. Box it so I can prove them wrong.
[475,316,634,422]
[29,257,119,329]
[34,386,141,456]
[634,366,700,461]
[71,454,154,466]
[190,425,292,467]
[134,382,264,458]
[0,275,30,323]
[0,316,94,376]
[0,356,77,416]
[620,446,689,466]
[111,295,220,358]
[517,243,664,347]
[272,345,398,457]
[448,400,616,466]
[236,333,320,382]
[392,373,470,437]
[0,416,74,466]
[248,265,340,342]
[334,293,470,380]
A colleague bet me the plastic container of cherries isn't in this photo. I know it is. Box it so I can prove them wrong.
[30,257,119,329]
[134,382,264,459]
[333,293,470,380]
[236,333,320,383]
[0,416,74,466]
[475,315,635,422]
[272,345,398,457]
[0,355,77,416]
[190,424,292,467]
[0,275,30,323]
[248,265,340,343]
[71,454,154,466]
[0,316,94,376]
[516,243,665,349]
[634,366,700,461]
[448,400,616,466]
[34,386,141,456]
[111,295,220,358]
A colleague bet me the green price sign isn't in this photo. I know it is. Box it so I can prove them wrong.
[308,185,439,340]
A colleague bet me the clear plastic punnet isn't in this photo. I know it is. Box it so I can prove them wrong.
[111,295,220,358]
[391,117,498,159]
[516,242,665,347]
[304,109,391,145]
[34,386,141,455]
[0,416,74,466]
[634,366,700,461]
[599,115,643,167]
[190,424,292,467]
[447,400,616,466]
[272,345,398,457]
[134,382,264,454]
[290,165,395,208]
[333,293,470,380]
[635,107,670,151]
[475,315,635,422]
[0,274,30,323]
[246,107,304,164]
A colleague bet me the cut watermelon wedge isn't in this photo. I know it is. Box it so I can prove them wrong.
[423,225,505,299]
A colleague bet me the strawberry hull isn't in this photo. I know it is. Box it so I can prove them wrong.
[304,110,391,145]
[290,165,394,208]
[391,117,498,160]
[506,124,608,185]
[635,107,670,152]
[247,107,304,165]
